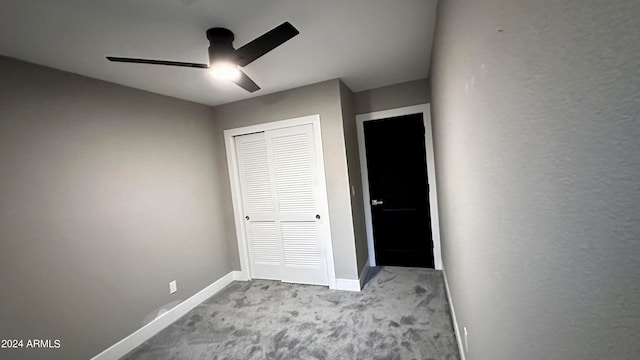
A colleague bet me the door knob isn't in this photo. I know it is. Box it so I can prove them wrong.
[245,216,250,220]
[371,199,384,206]
[315,214,321,219]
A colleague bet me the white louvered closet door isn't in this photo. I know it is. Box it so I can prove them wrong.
[267,124,328,285]
[235,123,329,285]
[235,132,282,280]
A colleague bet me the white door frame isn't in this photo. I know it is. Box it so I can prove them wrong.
[224,114,337,288]
[355,104,442,270]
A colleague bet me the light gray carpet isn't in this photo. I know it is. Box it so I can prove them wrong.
[123,267,460,360]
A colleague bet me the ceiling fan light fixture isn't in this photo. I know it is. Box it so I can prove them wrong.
[107,22,299,92]
[209,61,241,81]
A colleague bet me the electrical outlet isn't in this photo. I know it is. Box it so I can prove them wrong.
[169,280,177,294]
[464,326,469,355]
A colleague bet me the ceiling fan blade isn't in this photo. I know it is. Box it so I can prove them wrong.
[234,22,299,67]
[106,56,209,69]
[232,70,260,92]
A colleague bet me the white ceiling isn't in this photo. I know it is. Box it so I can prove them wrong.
[0,0,437,106]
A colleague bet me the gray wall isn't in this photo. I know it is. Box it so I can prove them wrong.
[431,0,640,359]
[0,56,232,360]
[354,78,430,114]
[339,81,369,274]
[211,79,360,280]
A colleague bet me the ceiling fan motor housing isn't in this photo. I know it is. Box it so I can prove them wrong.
[206,28,236,64]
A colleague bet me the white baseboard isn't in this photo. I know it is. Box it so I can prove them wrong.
[332,278,361,291]
[232,270,250,281]
[91,270,245,360]
[332,258,372,292]
[359,258,371,289]
[442,265,466,360]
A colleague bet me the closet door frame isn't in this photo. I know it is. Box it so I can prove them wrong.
[224,114,337,289]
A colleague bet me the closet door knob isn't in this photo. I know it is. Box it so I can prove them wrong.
[315,214,321,220]
[245,216,250,220]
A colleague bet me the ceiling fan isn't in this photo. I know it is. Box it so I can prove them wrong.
[106,22,299,93]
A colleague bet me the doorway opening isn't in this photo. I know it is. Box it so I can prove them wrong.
[356,104,442,269]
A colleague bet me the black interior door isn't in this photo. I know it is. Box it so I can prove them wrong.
[364,113,434,268]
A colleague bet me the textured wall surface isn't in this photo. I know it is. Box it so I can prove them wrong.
[212,79,360,280]
[0,57,232,360]
[354,78,430,114]
[339,81,369,274]
[431,0,640,359]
